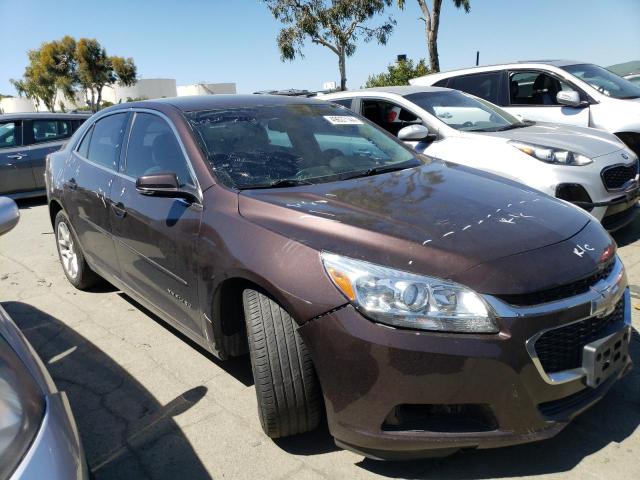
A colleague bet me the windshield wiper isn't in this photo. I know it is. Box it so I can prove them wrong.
[240,178,314,190]
[343,162,417,180]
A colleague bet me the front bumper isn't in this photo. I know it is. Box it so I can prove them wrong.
[298,258,633,460]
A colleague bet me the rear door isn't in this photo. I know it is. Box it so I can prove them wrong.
[0,120,36,195]
[110,111,203,334]
[64,112,129,278]
[505,70,590,126]
[24,118,76,189]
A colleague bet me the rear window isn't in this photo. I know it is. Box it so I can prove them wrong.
[449,72,502,104]
[32,120,72,143]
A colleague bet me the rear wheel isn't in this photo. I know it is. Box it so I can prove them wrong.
[55,210,101,290]
[242,289,322,438]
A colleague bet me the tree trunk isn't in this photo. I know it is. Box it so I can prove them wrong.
[427,30,439,72]
[89,89,95,112]
[338,51,347,91]
[96,86,103,112]
[429,0,442,72]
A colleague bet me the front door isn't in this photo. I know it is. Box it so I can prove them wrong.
[505,71,590,126]
[0,120,36,195]
[64,113,129,278]
[110,112,202,334]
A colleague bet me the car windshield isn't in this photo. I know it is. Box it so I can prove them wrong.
[563,63,640,99]
[186,103,421,189]
[404,90,525,132]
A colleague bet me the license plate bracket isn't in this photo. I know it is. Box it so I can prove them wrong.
[582,328,631,387]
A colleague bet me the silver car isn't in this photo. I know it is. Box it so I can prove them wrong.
[0,197,87,479]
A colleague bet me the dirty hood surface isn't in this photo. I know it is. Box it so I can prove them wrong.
[480,122,625,158]
[239,162,593,290]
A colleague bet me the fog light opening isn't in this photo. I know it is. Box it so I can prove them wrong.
[382,404,497,433]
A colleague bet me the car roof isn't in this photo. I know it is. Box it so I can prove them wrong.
[324,86,450,97]
[0,112,91,121]
[119,94,330,113]
[410,60,586,84]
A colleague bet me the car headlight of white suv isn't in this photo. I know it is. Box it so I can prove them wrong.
[321,252,498,333]
[509,140,593,166]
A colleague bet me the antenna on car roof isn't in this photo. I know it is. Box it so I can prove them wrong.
[476,51,480,66]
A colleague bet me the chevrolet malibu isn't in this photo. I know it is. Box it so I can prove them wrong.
[45,96,632,459]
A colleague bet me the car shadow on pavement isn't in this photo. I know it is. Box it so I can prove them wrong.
[612,214,640,247]
[117,292,255,387]
[356,327,640,479]
[15,197,48,210]
[2,301,213,480]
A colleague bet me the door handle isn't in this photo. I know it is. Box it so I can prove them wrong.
[7,153,28,160]
[64,178,77,191]
[111,201,127,219]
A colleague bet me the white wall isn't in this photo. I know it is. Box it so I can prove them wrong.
[102,78,177,103]
[177,83,237,96]
[1,97,36,114]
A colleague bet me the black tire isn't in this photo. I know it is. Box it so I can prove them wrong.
[54,210,101,290]
[242,289,322,438]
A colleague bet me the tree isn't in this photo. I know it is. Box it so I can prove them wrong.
[398,0,470,72]
[264,0,397,91]
[12,37,137,112]
[364,57,430,87]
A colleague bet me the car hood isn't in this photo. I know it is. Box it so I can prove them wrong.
[479,122,624,158]
[238,161,593,293]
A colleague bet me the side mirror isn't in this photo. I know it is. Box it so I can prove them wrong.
[136,173,199,203]
[0,197,19,236]
[398,124,432,142]
[556,91,583,108]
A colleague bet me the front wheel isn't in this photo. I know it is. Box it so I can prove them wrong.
[55,210,101,290]
[242,289,322,438]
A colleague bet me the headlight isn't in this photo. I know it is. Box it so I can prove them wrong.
[509,140,593,166]
[321,252,498,333]
[0,335,45,479]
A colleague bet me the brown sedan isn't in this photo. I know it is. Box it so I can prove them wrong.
[45,95,632,460]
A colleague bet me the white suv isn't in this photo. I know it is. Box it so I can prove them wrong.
[410,61,640,158]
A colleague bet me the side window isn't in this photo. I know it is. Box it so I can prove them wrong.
[433,79,449,87]
[449,72,501,104]
[361,99,420,135]
[86,113,128,170]
[125,113,194,187]
[331,98,353,109]
[265,124,293,148]
[0,122,20,149]
[77,126,93,158]
[31,119,71,143]
[313,132,387,161]
[509,71,579,106]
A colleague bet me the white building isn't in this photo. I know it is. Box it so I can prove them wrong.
[177,83,237,96]
[1,78,238,113]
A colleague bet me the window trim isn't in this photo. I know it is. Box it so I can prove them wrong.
[506,69,593,107]
[73,111,130,173]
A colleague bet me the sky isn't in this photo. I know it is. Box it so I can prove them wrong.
[1,0,639,96]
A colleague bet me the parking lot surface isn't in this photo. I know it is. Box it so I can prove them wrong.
[1,199,639,480]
